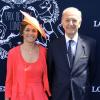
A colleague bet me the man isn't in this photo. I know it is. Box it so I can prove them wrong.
[47,7,96,100]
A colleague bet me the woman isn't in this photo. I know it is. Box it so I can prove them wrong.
[5,11,51,100]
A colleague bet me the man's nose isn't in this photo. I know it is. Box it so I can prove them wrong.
[69,20,73,25]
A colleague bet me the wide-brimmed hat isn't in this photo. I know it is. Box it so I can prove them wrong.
[20,10,46,38]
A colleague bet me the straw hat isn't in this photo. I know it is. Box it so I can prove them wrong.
[20,10,46,38]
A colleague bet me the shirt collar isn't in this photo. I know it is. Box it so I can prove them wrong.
[65,32,78,44]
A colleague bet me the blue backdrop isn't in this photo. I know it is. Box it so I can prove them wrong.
[0,0,100,99]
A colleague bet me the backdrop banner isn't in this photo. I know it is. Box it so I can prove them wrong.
[0,0,100,100]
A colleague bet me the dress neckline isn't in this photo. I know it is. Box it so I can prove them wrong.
[19,45,40,64]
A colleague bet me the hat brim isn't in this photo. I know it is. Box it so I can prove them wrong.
[20,10,46,38]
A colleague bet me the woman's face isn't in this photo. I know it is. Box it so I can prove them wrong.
[22,24,38,43]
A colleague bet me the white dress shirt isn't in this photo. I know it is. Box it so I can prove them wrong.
[65,33,78,56]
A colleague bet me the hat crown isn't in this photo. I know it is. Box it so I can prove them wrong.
[20,10,39,26]
[20,10,46,38]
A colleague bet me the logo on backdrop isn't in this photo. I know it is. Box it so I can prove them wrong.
[0,0,60,60]
[0,86,5,92]
[94,20,100,27]
[92,86,100,92]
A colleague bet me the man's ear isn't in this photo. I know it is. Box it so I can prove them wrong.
[78,21,82,28]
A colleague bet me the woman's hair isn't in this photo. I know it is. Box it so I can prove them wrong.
[20,21,29,35]
[20,21,42,42]
[20,21,40,35]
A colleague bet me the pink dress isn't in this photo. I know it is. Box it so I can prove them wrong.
[5,45,51,100]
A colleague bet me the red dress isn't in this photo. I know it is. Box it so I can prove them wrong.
[5,45,51,100]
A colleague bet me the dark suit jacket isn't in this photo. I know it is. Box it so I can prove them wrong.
[47,35,96,100]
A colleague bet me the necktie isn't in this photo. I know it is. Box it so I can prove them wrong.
[67,40,74,68]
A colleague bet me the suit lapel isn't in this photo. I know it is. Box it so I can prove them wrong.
[71,36,86,73]
[59,36,71,71]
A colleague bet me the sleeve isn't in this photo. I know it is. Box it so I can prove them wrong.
[47,43,54,90]
[42,48,51,96]
[5,50,13,98]
[89,39,96,84]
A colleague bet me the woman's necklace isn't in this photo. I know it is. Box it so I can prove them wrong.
[21,44,39,71]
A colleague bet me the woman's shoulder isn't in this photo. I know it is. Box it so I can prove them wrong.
[38,44,47,51]
[38,44,47,57]
[8,45,20,55]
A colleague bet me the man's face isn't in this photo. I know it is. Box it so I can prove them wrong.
[61,11,81,37]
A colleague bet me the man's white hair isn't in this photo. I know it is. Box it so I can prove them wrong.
[62,7,82,21]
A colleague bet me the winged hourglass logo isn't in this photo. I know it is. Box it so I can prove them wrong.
[0,0,60,59]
